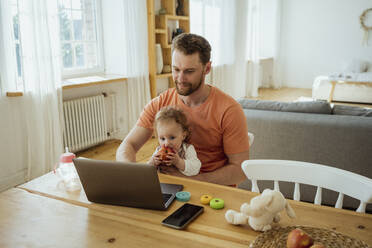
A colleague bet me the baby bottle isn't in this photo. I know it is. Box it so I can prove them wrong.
[55,147,81,192]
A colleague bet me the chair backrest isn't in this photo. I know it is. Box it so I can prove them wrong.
[241,159,372,213]
[248,132,254,147]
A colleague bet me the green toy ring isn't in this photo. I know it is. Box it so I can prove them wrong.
[176,191,191,202]
[210,198,224,209]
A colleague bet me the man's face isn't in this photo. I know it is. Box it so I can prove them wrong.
[172,50,210,96]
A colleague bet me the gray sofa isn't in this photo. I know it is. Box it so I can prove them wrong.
[237,99,372,212]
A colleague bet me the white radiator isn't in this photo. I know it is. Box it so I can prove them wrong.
[63,94,112,152]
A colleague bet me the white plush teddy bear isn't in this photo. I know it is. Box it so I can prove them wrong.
[225,189,296,231]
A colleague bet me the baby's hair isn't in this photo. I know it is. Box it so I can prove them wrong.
[154,106,191,143]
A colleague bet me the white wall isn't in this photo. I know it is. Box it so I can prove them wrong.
[0,98,28,191]
[280,0,372,88]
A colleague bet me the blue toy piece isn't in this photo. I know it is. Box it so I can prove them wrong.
[176,191,191,202]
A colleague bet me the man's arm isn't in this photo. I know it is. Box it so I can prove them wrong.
[160,149,249,185]
[116,126,153,162]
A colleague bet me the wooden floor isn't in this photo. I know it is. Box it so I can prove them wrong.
[77,87,371,161]
[251,87,312,102]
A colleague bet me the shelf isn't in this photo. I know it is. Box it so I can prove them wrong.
[156,73,172,79]
[165,14,189,21]
[155,29,166,34]
[148,0,189,98]
[155,14,190,49]
[155,15,190,30]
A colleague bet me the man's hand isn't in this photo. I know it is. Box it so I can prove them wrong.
[116,126,153,162]
[159,149,250,185]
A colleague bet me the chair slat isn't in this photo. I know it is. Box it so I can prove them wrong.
[335,193,344,209]
[241,160,372,213]
[274,181,280,191]
[314,186,322,205]
[251,179,260,193]
[356,202,366,213]
[293,183,300,201]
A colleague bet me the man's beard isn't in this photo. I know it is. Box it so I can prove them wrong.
[175,74,203,96]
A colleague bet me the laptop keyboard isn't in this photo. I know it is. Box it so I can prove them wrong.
[162,193,172,203]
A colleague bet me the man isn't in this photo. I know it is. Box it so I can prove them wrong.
[116,33,250,185]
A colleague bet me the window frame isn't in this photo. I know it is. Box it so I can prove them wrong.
[60,0,105,79]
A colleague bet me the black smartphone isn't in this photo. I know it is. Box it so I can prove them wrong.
[161,203,204,229]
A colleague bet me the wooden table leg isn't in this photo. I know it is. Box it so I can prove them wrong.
[328,81,337,102]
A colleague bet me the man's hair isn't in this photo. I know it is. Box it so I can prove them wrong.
[154,106,191,143]
[171,33,211,65]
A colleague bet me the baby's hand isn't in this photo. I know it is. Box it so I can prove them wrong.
[149,153,162,167]
[164,151,186,172]
[163,151,180,166]
[157,146,175,165]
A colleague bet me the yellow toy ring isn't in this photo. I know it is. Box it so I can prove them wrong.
[200,194,213,205]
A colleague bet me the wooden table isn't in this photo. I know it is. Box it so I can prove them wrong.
[1,172,371,247]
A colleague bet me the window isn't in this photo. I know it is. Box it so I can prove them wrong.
[59,0,103,78]
[2,0,104,93]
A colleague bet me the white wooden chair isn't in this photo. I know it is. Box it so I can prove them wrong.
[248,132,254,147]
[241,159,372,213]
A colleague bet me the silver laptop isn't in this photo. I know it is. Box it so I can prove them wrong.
[73,158,183,210]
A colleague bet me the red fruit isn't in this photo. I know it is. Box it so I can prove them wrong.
[158,146,167,161]
[165,146,174,154]
[158,145,174,161]
[287,228,314,248]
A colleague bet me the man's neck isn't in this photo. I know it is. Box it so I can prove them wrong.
[180,84,211,107]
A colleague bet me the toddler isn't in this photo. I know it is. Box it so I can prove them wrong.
[149,106,201,176]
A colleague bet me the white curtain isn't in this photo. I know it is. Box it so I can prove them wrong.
[0,0,63,191]
[97,0,151,138]
[190,0,259,98]
[120,0,151,131]
[190,0,282,98]
[0,0,18,94]
[272,0,282,89]
[246,0,260,97]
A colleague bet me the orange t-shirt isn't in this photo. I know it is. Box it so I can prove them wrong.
[137,86,250,173]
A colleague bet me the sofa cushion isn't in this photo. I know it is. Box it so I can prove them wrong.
[237,99,332,114]
[332,105,372,117]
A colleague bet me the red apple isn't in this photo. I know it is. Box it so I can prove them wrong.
[166,146,175,154]
[157,145,174,161]
[287,228,314,248]
[158,146,167,161]
[309,244,326,248]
